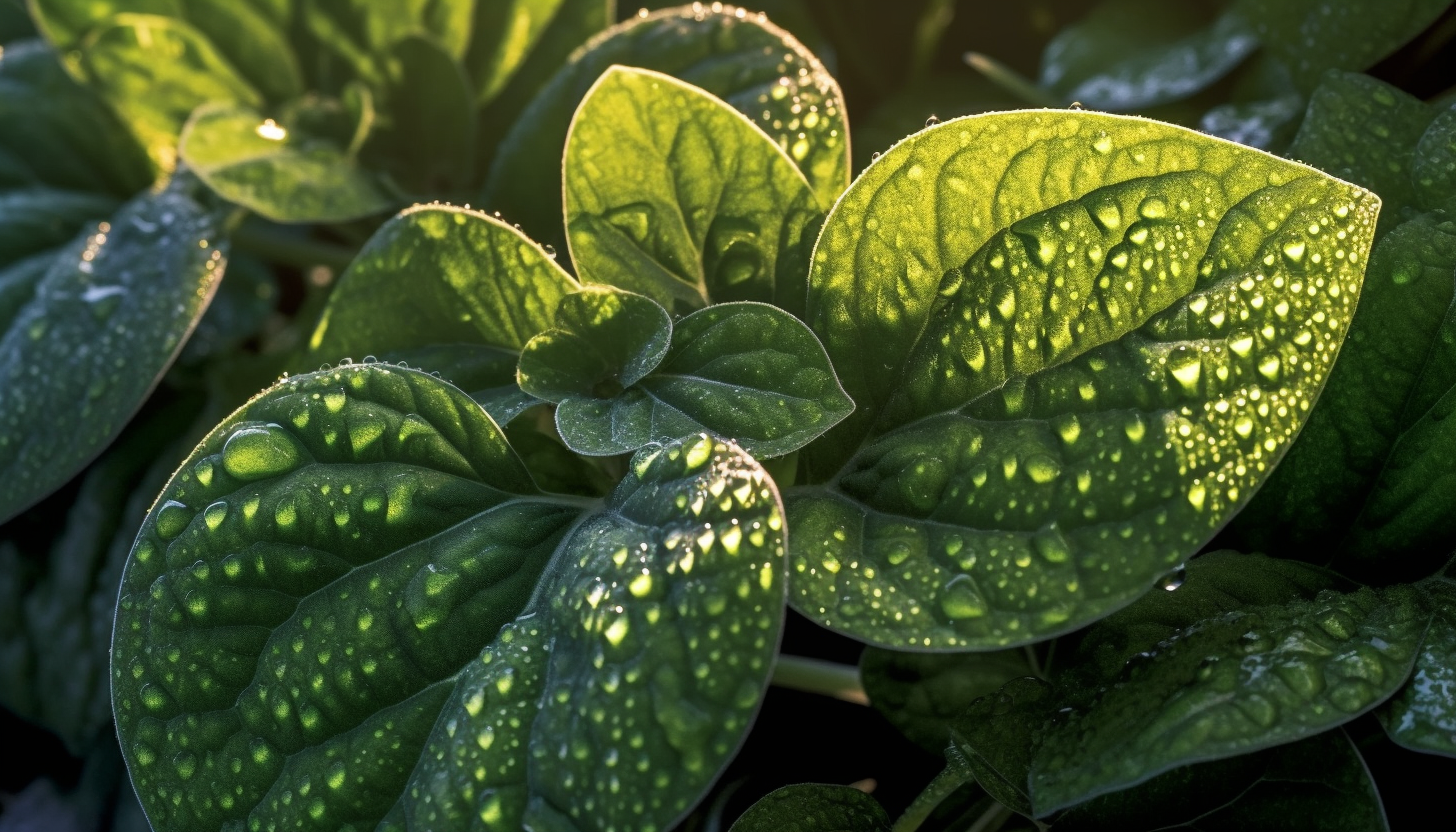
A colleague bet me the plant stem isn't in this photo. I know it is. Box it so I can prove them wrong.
[232,220,359,273]
[963,52,1060,108]
[769,655,868,705]
[891,761,974,832]
[909,0,957,82]
[966,802,1016,832]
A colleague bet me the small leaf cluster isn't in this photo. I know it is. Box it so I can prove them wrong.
[2,3,1456,832]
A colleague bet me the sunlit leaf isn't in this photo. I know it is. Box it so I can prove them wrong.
[790,110,1378,648]
[565,65,822,315]
[517,286,672,402]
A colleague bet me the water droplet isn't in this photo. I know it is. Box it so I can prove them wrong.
[939,575,987,619]
[222,424,302,480]
[925,115,940,128]
[1282,240,1306,264]
[155,500,192,539]
[1159,564,1186,591]
[1138,197,1168,220]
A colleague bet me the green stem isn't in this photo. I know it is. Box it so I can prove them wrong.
[232,220,359,273]
[909,0,957,82]
[892,761,975,832]
[966,802,1016,832]
[963,51,1061,108]
[770,655,868,705]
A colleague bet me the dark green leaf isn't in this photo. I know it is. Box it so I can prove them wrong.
[1196,54,1304,153]
[373,34,475,193]
[518,285,672,401]
[70,13,261,172]
[484,5,848,250]
[1052,729,1388,831]
[1231,211,1456,577]
[112,363,786,832]
[307,204,578,365]
[729,784,891,832]
[181,102,393,224]
[860,647,1034,754]
[0,0,36,41]
[0,39,151,196]
[0,187,118,262]
[1415,102,1456,211]
[177,252,277,367]
[0,180,226,522]
[565,65,823,314]
[791,110,1378,648]
[1030,584,1424,814]
[549,301,854,458]
[949,676,1051,816]
[381,343,539,426]
[301,0,472,84]
[1039,0,1257,111]
[1378,573,1456,757]
[851,73,1021,172]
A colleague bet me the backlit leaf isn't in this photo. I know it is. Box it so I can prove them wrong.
[517,286,672,402]
[565,65,822,315]
[790,110,1378,648]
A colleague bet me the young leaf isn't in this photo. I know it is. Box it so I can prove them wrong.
[68,13,261,171]
[0,180,226,523]
[111,363,786,832]
[484,4,848,249]
[1029,584,1424,813]
[466,0,571,106]
[518,285,672,402]
[1378,573,1456,757]
[1231,207,1456,574]
[860,647,1032,753]
[790,110,1379,649]
[1052,729,1389,831]
[307,204,578,365]
[1039,0,1257,111]
[729,784,891,832]
[1414,102,1456,211]
[540,300,854,458]
[180,102,393,224]
[565,65,822,314]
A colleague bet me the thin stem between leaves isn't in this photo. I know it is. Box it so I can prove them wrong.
[963,52,1060,108]
[891,760,975,832]
[769,655,867,704]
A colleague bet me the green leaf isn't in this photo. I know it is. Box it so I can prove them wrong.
[0,39,151,196]
[0,188,118,262]
[372,34,475,193]
[70,13,261,172]
[1052,729,1388,831]
[466,0,568,105]
[1378,573,1456,757]
[860,647,1034,754]
[1029,584,1424,814]
[380,344,540,427]
[0,179,226,523]
[1285,72,1436,231]
[301,0,472,84]
[728,784,891,832]
[544,301,854,458]
[484,4,848,250]
[565,65,822,314]
[112,362,786,832]
[180,102,392,224]
[949,676,1052,816]
[28,0,183,49]
[1414,102,1456,211]
[518,285,672,402]
[1038,0,1257,111]
[1232,210,1456,579]
[307,204,578,365]
[790,110,1379,649]
[176,0,304,103]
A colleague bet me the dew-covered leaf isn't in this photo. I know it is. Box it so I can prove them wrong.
[1038,0,1257,111]
[1029,584,1425,814]
[380,343,540,427]
[484,4,848,250]
[518,285,673,403]
[1052,729,1388,832]
[548,301,853,458]
[0,180,226,523]
[860,647,1032,754]
[112,363,786,832]
[1378,573,1456,757]
[565,65,822,314]
[790,110,1378,649]
[180,102,393,224]
[307,204,578,366]
[1230,211,1456,577]
[728,784,891,832]
[1414,102,1456,211]
[949,675,1052,816]
[1284,73,1436,232]
[0,38,152,196]
[67,13,262,172]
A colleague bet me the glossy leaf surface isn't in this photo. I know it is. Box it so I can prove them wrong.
[180,103,393,224]
[548,301,853,459]
[1379,575,1456,757]
[0,182,226,522]
[729,784,891,832]
[485,4,848,249]
[949,676,1052,816]
[791,110,1378,648]
[517,286,672,402]
[565,65,821,314]
[1053,729,1388,831]
[112,363,787,832]
[307,205,578,365]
